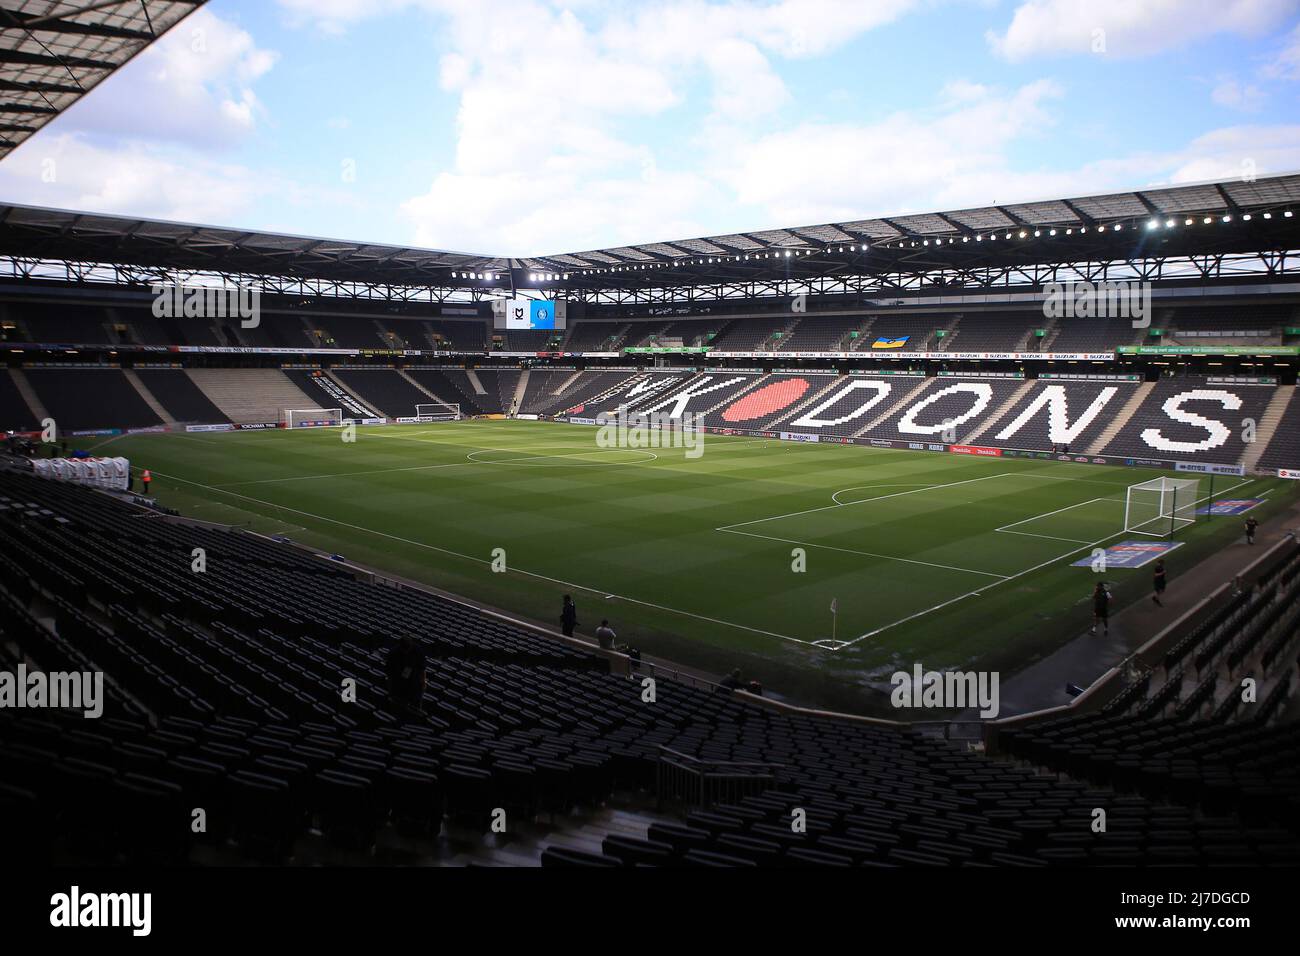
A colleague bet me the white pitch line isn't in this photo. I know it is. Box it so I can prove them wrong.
[146,468,820,648]
[836,475,1260,649]
[998,529,1095,544]
[719,528,1009,579]
[995,496,1108,532]
[717,472,1011,531]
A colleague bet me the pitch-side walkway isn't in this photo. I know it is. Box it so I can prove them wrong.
[990,497,1300,719]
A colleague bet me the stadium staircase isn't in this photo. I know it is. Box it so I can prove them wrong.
[1242,384,1296,473]
[375,319,405,349]
[1083,380,1155,456]
[852,377,935,437]
[121,368,177,426]
[846,317,877,350]
[552,370,584,397]
[397,369,449,406]
[764,375,846,429]
[186,368,321,424]
[7,368,48,423]
[958,379,1035,445]
[766,316,800,352]
[1035,319,1063,351]
[510,370,530,414]
[464,369,488,396]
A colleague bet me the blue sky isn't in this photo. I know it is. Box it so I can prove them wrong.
[1,0,1298,256]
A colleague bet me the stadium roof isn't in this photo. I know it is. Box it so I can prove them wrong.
[0,0,205,159]
[0,173,1298,292]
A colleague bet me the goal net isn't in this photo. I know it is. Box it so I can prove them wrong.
[415,403,461,422]
[284,408,343,428]
[1124,477,1200,537]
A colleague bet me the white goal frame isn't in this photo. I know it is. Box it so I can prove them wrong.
[415,403,461,422]
[284,408,343,428]
[1124,477,1200,538]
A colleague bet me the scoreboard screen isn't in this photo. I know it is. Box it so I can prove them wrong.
[495,298,566,330]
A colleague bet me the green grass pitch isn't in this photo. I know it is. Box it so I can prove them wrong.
[80,420,1299,713]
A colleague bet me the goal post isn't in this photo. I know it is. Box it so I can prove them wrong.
[1124,477,1200,538]
[283,408,343,428]
[415,403,461,422]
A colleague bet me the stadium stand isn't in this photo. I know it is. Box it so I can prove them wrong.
[1257,388,1300,473]
[563,321,628,352]
[23,367,164,431]
[709,317,791,351]
[862,377,1025,442]
[529,370,642,417]
[0,370,38,431]
[134,369,230,425]
[1101,375,1277,464]
[10,302,115,345]
[185,369,322,424]
[947,313,1041,352]
[407,368,491,416]
[780,315,858,351]
[334,368,444,419]
[751,374,927,437]
[975,378,1141,452]
[1,468,1295,866]
[704,372,837,428]
[620,372,759,419]
[995,541,1300,846]
[858,316,946,352]
[1045,316,1144,352]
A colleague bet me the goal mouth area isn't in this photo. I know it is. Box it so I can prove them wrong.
[414,403,461,423]
[283,408,344,428]
[1123,476,1201,538]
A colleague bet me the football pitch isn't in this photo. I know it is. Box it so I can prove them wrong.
[82,419,1298,710]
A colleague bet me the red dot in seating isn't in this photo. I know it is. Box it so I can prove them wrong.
[722,378,810,422]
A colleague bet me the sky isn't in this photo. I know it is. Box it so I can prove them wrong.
[1,0,1299,257]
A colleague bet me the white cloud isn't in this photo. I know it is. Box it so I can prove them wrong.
[1211,76,1266,112]
[988,0,1298,60]
[394,0,921,252]
[52,8,278,148]
[0,135,269,222]
[1262,22,1300,79]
